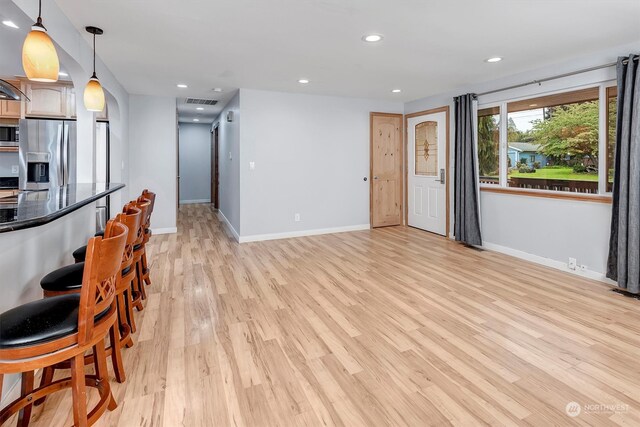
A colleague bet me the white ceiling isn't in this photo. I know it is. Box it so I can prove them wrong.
[49,0,640,122]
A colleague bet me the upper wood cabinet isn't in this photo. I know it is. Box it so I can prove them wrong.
[0,100,21,118]
[0,80,21,119]
[24,83,68,118]
[0,79,109,120]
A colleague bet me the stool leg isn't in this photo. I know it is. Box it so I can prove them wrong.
[70,354,88,427]
[117,293,134,348]
[94,340,117,412]
[17,371,34,427]
[142,252,151,286]
[124,286,137,334]
[136,259,147,301]
[109,324,126,383]
[34,367,55,406]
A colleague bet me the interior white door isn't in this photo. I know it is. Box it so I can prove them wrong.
[407,111,447,235]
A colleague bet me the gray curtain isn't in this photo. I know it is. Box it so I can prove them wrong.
[607,54,640,294]
[454,94,482,246]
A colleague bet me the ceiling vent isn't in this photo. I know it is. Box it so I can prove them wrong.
[185,98,218,105]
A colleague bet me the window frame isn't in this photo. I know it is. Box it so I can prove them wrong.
[476,82,617,203]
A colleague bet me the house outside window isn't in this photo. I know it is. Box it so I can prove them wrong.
[477,85,616,198]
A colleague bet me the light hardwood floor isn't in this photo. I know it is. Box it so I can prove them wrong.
[15,204,640,426]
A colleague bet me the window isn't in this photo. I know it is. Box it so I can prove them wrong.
[477,106,500,185]
[477,86,616,198]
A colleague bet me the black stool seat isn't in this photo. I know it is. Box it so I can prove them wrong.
[72,232,105,262]
[72,245,87,262]
[41,263,132,293]
[0,295,109,349]
[41,263,85,293]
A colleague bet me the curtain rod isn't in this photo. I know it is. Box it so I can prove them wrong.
[475,56,638,97]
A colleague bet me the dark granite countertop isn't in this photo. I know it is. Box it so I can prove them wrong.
[0,183,125,233]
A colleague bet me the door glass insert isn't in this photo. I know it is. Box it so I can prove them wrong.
[415,121,438,176]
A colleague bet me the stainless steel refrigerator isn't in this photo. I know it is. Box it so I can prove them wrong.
[18,119,77,191]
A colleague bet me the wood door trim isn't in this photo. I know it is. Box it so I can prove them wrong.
[370,112,404,228]
[404,106,450,237]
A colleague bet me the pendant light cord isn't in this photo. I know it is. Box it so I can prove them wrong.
[36,0,43,27]
[93,33,96,76]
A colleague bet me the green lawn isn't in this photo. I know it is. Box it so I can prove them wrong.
[509,167,598,181]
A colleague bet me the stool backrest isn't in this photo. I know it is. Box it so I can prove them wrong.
[142,189,156,215]
[78,220,127,344]
[115,205,141,267]
[131,199,150,245]
[136,197,152,231]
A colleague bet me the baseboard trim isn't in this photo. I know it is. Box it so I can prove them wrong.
[179,199,211,205]
[239,224,370,243]
[482,241,615,284]
[217,210,240,242]
[151,227,177,235]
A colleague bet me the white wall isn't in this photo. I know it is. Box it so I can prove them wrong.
[239,89,403,240]
[213,92,241,237]
[405,42,639,278]
[178,123,211,204]
[128,95,177,233]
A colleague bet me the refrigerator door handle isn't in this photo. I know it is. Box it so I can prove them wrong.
[63,122,69,185]
[57,123,64,185]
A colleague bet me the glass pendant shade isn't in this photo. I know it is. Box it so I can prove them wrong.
[22,26,59,82]
[84,76,105,112]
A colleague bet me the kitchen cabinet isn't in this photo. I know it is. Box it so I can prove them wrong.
[0,100,21,118]
[24,83,68,118]
[3,79,109,120]
[0,80,21,118]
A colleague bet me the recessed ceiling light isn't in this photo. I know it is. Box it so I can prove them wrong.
[362,34,383,43]
[2,20,19,29]
[212,88,223,92]
[391,89,401,93]
[177,84,188,88]
[58,71,68,77]
[196,107,204,110]
[298,79,309,84]
[193,118,200,122]
[485,57,503,63]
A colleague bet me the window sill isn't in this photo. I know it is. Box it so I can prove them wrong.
[479,185,612,204]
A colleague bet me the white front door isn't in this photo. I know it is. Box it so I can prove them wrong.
[407,110,448,236]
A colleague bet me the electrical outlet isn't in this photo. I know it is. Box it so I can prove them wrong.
[11,165,18,174]
[294,213,301,222]
[249,161,255,170]
[568,257,577,270]
[580,264,587,272]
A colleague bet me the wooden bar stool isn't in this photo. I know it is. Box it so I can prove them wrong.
[139,190,156,288]
[39,207,142,386]
[131,198,151,304]
[0,220,127,427]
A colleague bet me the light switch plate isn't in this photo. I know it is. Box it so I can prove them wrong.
[249,161,255,170]
[11,165,18,174]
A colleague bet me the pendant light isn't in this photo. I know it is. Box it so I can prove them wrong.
[84,26,105,112]
[22,0,60,82]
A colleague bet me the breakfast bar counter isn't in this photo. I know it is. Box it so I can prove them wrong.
[0,183,125,233]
